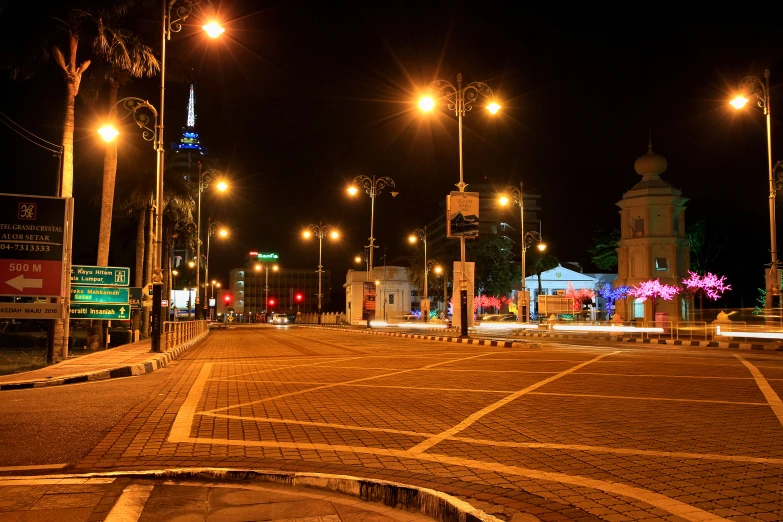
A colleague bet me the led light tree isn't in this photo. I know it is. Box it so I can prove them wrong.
[565,282,596,311]
[597,283,630,319]
[682,271,731,319]
[629,279,680,319]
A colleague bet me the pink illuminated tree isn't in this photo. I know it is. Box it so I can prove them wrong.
[629,279,680,318]
[565,282,596,311]
[682,271,731,318]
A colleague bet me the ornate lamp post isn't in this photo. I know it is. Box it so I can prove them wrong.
[150,1,225,350]
[500,183,546,322]
[354,250,368,273]
[303,223,339,325]
[195,166,227,319]
[419,74,500,337]
[347,175,396,325]
[731,70,779,312]
[408,227,431,321]
[203,219,228,317]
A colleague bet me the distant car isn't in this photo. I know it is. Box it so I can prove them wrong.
[271,313,289,325]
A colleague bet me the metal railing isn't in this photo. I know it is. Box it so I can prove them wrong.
[163,320,208,351]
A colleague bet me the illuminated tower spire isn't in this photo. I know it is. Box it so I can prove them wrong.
[186,84,196,128]
[176,83,204,154]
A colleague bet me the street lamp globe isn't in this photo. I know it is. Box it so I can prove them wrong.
[172,269,178,276]
[347,186,358,196]
[188,260,195,268]
[434,266,443,274]
[354,256,362,264]
[254,263,262,271]
[211,280,217,285]
[418,96,435,112]
[486,102,501,114]
[537,242,547,252]
[272,265,279,272]
[202,21,225,38]
[498,195,510,206]
[303,230,312,239]
[408,235,417,243]
[730,96,750,109]
[330,230,339,239]
[98,125,120,142]
[216,283,221,288]
[216,181,228,192]
[219,228,228,237]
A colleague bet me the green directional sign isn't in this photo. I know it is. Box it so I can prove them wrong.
[69,303,130,320]
[71,286,129,304]
[71,265,130,287]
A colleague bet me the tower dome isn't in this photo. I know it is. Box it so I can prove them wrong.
[634,140,667,178]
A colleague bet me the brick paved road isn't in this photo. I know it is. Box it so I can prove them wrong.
[15,327,783,520]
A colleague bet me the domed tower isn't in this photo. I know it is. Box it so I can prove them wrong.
[615,139,690,322]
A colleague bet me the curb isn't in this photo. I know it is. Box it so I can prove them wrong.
[298,325,524,348]
[0,331,209,391]
[0,468,502,522]
[299,325,783,352]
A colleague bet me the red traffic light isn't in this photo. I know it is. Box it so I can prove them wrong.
[295,293,303,302]
[224,294,231,303]
[268,298,275,306]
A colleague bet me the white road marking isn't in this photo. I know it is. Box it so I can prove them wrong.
[408,351,619,454]
[104,483,154,522]
[735,354,783,428]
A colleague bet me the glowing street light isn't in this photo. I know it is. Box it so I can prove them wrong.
[418,96,435,112]
[98,125,120,142]
[418,73,498,337]
[409,227,433,321]
[347,185,358,196]
[194,167,229,319]
[219,228,228,238]
[202,21,225,39]
[303,222,339,324]
[216,181,228,192]
[188,260,195,268]
[203,218,229,315]
[730,69,778,311]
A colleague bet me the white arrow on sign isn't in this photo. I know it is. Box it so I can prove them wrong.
[6,275,44,291]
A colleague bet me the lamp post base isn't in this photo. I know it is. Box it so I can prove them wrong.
[459,289,469,338]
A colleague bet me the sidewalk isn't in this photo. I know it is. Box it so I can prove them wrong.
[0,469,495,522]
[0,332,206,391]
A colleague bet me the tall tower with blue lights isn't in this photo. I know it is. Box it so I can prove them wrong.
[174,84,205,158]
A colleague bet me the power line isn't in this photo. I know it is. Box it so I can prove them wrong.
[0,111,62,155]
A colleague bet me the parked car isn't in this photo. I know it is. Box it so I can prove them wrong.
[270,313,289,325]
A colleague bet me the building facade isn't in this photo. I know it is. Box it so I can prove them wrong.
[615,142,690,322]
[344,267,412,325]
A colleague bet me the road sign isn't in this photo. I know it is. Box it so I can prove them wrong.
[161,299,168,307]
[69,303,130,321]
[0,193,68,297]
[129,287,142,309]
[71,265,130,287]
[71,286,129,304]
[0,302,63,320]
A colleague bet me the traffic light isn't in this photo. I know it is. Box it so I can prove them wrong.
[268,298,276,306]
[295,293,303,302]
[224,294,231,305]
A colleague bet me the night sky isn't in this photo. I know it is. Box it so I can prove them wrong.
[2,3,783,308]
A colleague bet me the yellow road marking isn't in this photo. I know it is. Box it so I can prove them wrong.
[529,391,768,407]
[408,352,619,454]
[735,354,783,428]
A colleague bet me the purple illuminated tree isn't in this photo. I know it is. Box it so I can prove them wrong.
[682,271,731,318]
[629,279,680,319]
[597,283,630,318]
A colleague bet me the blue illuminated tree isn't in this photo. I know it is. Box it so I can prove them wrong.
[598,283,630,318]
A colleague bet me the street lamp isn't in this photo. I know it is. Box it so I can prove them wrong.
[152,1,225,351]
[257,263,278,322]
[303,223,339,325]
[347,175,396,325]
[731,69,779,312]
[499,183,546,323]
[419,73,499,337]
[194,165,228,319]
[354,250,368,273]
[203,219,228,317]
[408,227,432,321]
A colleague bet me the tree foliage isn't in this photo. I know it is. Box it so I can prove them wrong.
[587,229,620,270]
[468,235,516,297]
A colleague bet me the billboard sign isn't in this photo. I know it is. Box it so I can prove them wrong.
[446,191,479,238]
[0,194,68,297]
